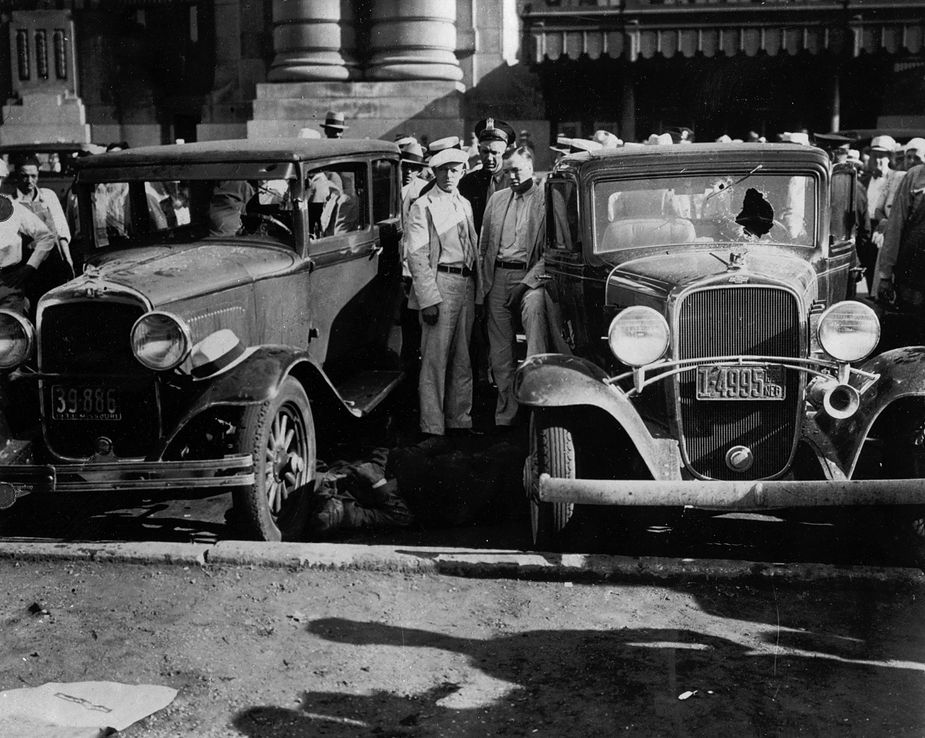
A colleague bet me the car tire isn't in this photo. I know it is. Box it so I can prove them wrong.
[233,377,316,542]
[525,410,575,550]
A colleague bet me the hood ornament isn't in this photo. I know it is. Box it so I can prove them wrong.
[709,250,749,282]
[76,265,109,298]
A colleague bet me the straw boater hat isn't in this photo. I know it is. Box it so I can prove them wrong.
[870,135,897,153]
[322,111,348,131]
[189,329,258,381]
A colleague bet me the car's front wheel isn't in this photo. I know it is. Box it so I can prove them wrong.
[233,377,316,541]
[525,410,575,550]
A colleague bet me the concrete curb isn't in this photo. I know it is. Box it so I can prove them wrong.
[0,539,923,588]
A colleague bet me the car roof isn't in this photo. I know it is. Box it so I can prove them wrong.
[75,138,400,169]
[553,142,830,175]
[0,142,105,154]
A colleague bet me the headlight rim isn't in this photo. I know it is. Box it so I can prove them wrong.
[130,310,192,371]
[817,300,881,363]
[607,305,671,368]
[0,309,34,371]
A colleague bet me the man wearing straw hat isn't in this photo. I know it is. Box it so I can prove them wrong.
[321,111,348,139]
[405,146,482,438]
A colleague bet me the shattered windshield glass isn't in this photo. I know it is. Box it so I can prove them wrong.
[593,172,816,254]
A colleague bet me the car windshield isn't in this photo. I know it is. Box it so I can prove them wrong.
[87,177,296,248]
[593,172,817,254]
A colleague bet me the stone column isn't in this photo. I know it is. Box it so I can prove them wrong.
[367,0,463,81]
[267,0,358,82]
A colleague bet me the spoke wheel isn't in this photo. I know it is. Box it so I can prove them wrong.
[233,377,315,541]
[525,411,575,550]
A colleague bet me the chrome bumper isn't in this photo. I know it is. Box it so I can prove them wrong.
[538,474,925,509]
[0,455,255,509]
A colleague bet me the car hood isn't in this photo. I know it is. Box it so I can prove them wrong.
[606,248,817,305]
[52,242,298,306]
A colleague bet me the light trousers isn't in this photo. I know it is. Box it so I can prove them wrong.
[485,268,549,426]
[418,271,475,435]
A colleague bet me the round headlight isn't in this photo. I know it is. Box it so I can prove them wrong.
[131,312,191,370]
[607,306,670,367]
[817,301,880,362]
[0,310,34,370]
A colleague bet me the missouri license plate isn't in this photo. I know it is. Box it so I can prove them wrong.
[695,365,785,401]
[50,384,122,421]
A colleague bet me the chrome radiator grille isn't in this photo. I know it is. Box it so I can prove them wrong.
[676,286,802,480]
[40,301,158,459]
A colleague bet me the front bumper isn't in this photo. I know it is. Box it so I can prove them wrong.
[538,474,925,509]
[0,455,255,509]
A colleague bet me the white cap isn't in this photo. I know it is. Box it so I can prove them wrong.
[429,147,469,169]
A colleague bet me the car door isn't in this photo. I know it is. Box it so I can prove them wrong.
[304,158,401,374]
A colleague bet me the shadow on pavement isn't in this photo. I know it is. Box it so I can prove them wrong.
[231,610,925,736]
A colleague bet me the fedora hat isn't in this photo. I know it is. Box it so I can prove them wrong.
[903,137,925,154]
[550,135,573,155]
[569,138,603,154]
[429,147,469,169]
[646,133,674,146]
[189,329,258,381]
[401,141,426,165]
[779,131,810,146]
[322,111,348,130]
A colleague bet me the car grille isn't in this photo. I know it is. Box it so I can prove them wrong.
[676,286,802,480]
[40,301,159,460]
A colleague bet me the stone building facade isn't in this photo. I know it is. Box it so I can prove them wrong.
[0,0,921,167]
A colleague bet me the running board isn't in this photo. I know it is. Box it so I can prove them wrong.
[333,370,404,416]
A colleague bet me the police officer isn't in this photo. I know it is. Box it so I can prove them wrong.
[459,118,516,233]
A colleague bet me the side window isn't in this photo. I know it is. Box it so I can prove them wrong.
[547,179,579,252]
[372,159,396,222]
[305,163,369,238]
[829,166,855,243]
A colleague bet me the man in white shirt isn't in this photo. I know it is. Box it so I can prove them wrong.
[405,147,482,438]
[0,194,56,315]
[9,156,74,295]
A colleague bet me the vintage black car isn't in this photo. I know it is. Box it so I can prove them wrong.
[518,142,925,552]
[0,139,405,540]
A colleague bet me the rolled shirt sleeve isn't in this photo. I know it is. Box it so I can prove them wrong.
[17,204,56,269]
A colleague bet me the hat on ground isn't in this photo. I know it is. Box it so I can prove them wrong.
[190,329,258,381]
[474,118,515,146]
[870,135,898,153]
[322,111,348,130]
[902,137,925,154]
[0,195,12,224]
[429,147,469,169]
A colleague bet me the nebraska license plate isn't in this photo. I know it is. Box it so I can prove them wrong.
[695,365,785,401]
[50,384,122,421]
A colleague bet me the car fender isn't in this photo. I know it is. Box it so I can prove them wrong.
[514,353,682,480]
[821,346,925,475]
[159,346,352,454]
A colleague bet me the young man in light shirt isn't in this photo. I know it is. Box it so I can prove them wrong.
[404,147,482,439]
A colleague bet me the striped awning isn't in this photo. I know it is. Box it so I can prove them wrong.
[526,0,925,62]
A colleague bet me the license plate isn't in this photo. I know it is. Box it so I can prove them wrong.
[51,384,122,421]
[695,365,785,401]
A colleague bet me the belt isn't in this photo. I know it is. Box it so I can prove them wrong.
[496,259,527,270]
[436,264,474,278]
